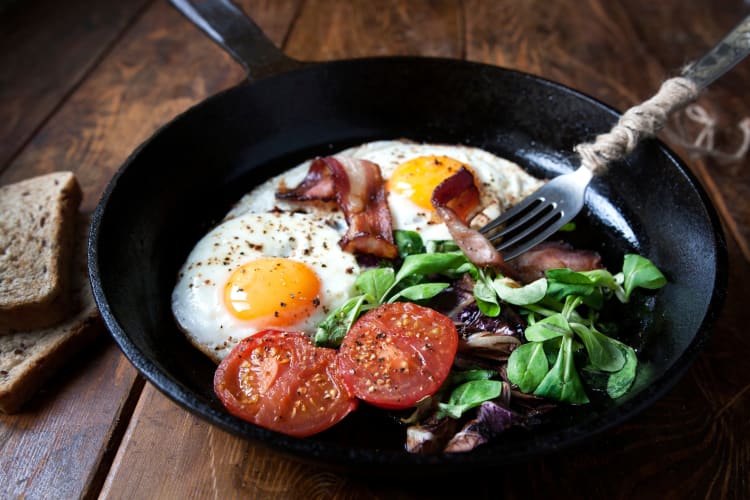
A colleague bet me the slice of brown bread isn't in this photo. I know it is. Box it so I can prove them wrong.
[0,214,102,413]
[0,171,82,333]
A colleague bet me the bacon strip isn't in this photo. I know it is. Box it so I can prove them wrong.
[276,158,336,200]
[432,167,514,274]
[277,156,398,259]
[509,241,603,284]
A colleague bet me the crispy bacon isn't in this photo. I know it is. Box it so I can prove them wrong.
[432,167,515,274]
[277,156,398,259]
[276,158,336,200]
[509,241,603,284]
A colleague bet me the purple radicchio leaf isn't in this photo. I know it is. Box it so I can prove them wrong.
[443,401,516,453]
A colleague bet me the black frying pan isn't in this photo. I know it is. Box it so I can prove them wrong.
[88,0,727,473]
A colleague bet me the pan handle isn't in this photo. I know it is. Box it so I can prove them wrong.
[169,0,305,81]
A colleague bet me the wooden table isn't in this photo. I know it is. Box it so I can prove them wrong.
[2,0,749,498]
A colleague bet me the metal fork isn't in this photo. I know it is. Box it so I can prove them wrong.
[481,15,750,261]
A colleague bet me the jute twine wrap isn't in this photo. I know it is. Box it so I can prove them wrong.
[665,103,750,162]
[575,76,700,174]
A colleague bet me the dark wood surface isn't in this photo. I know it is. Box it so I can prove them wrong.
[1,0,749,498]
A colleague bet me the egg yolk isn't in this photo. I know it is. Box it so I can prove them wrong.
[386,155,478,220]
[224,257,321,326]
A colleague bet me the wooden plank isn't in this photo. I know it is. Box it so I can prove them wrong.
[0,0,152,172]
[285,0,463,60]
[99,383,381,499]
[464,0,664,107]
[0,1,155,498]
[0,340,143,500]
[0,0,258,210]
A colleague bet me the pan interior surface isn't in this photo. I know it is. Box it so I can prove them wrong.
[92,58,725,470]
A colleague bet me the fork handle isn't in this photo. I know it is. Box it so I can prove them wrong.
[682,16,750,90]
[575,15,750,175]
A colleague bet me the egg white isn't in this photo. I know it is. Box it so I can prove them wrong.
[172,211,359,362]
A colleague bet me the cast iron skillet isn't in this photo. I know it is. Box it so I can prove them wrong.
[89,0,727,473]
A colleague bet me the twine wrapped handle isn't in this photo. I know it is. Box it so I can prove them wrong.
[576,14,750,173]
[575,77,700,174]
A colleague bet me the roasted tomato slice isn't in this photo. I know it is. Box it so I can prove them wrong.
[214,330,357,437]
[337,302,458,409]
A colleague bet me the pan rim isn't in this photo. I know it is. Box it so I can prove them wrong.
[88,56,728,470]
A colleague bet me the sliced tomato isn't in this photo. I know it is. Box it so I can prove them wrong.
[337,302,458,409]
[214,330,358,437]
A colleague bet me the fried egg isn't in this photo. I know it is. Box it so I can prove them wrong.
[172,212,359,362]
[228,140,542,241]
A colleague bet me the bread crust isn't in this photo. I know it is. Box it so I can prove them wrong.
[0,172,82,333]
[0,213,101,413]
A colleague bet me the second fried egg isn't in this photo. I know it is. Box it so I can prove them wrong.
[227,140,542,241]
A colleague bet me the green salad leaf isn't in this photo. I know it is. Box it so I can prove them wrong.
[507,342,548,393]
[570,322,625,372]
[394,229,426,257]
[606,342,638,398]
[492,276,547,305]
[437,379,504,419]
[355,267,395,303]
[473,275,501,317]
[524,313,572,342]
[503,254,667,403]
[314,295,367,348]
[533,336,590,404]
[621,254,667,301]
[394,251,469,284]
[388,282,450,303]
